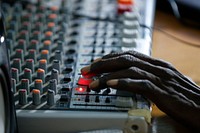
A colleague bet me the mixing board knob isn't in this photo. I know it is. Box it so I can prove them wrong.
[21,79,30,94]
[49,79,57,94]
[11,78,17,93]
[13,58,22,73]
[47,22,56,32]
[95,96,100,103]
[19,30,29,43]
[11,68,19,83]
[1,3,10,14]
[44,31,53,42]
[14,3,23,13]
[32,89,41,105]
[49,6,59,14]
[123,20,140,30]
[60,94,69,102]
[122,29,139,38]
[28,49,37,62]
[60,23,67,33]
[86,87,91,92]
[12,13,21,25]
[21,21,31,33]
[52,60,61,73]
[6,39,13,53]
[37,6,46,13]
[55,50,63,64]
[34,21,44,32]
[25,59,35,73]
[34,79,43,93]
[22,13,32,22]
[26,4,36,13]
[85,95,90,103]
[57,41,64,52]
[39,59,47,73]
[105,97,111,103]
[47,89,55,106]
[15,49,24,63]
[41,50,49,62]
[19,89,28,105]
[23,68,32,83]
[32,31,42,42]
[43,40,52,51]
[10,21,19,32]
[51,69,59,84]
[48,14,58,24]
[29,40,39,53]
[121,38,136,47]
[7,30,15,41]
[123,12,140,21]
[38,13,47,24]
[37,69,45,83]
[17,39,27,54]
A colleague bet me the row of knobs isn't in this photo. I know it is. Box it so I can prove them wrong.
[3,3,71,107]
[121,11,140,48]
[18,88,55,106]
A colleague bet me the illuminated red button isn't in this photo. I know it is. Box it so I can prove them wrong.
[75,87,86,93]
[77,76,93,86]
[118,0,133,5]
[117,0,134,14]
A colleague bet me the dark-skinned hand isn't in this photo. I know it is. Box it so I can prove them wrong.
[81,50,200,131]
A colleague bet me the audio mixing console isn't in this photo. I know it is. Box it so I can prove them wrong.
[2,0,156,132]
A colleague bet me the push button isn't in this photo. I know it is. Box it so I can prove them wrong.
[77,75,93,86]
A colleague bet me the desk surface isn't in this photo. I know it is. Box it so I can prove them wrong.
[150,10,200,133]
[152,11,200,84]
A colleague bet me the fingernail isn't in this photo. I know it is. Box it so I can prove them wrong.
[81,65,91,75]
[89,80,99,89]
[107,79,118,86]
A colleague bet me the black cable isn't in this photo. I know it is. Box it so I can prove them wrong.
[153,26,200,48]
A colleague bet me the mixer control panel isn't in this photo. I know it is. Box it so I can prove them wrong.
[2,0,156,132]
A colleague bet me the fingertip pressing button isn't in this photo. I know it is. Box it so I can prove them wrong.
[77,75,93,86]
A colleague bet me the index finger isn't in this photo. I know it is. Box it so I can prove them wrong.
[103,50,175,70]
[81,54,140,77]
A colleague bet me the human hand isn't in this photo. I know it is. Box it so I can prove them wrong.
[81,50,200,131]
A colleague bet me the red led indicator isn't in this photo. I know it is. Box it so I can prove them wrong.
[76,87,86,93]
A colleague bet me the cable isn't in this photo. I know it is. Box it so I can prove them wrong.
[153,26,200,48]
